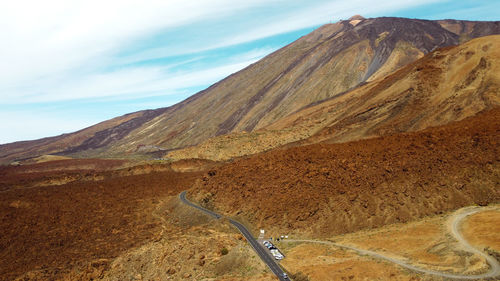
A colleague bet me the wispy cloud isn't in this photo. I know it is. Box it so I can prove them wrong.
[0,0,447,105]
[113,0,447,61]
[1,49,269,104]
[0,0,276,101]
[213,0,446,48]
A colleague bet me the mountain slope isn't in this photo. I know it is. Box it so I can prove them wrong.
[274,35,500,142]
[168,35,500,160]
[190,107,500,237]
[1,17,499,164]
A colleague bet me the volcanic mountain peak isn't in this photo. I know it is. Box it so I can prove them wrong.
[348,15,365,21]
[348,15,365,26]
[168,35,500,161]
[1,17,499,164]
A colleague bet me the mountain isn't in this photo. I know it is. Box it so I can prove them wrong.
[1,17,500,164]
[169,35,500,160]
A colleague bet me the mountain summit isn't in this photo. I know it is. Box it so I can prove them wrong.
[1,17,499,164]
[349,15,365,20]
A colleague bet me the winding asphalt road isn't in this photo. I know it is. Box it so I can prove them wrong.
[285,207,500,280]
[179,191,221,219]
[180,191,499,279]
[179,191,288,281]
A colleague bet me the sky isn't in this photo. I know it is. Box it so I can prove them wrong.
[0,0,499,144]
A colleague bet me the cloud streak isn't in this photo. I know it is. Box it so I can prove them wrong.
[1,48,273,104]
[0,0,447,105]
[0,0,276,101]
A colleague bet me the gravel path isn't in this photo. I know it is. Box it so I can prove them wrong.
[286,207,500,280]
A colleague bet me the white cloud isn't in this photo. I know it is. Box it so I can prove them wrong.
[0,0,277,101]
[1,48,269,104]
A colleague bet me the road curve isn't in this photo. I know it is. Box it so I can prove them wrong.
[179,191,288,281]
[286,207,500,280]
[179,191,221,219]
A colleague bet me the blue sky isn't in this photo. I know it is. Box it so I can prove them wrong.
[0,0,499,144]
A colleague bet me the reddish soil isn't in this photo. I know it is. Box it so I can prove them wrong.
[0,159,132,192]
[12,158,130,171]
[0,167,201,280]
[1,158,130,175]
[0,158,218,192]
[192,108,500,237]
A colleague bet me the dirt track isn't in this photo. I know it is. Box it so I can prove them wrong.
[286,207,500,279]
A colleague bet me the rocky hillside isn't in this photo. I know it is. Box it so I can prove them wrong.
[169,35,500,160]
[190,107,500,237]
[1,17,499,164]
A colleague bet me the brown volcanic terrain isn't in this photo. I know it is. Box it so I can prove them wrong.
[1,17,499,164]
[191,108,500,237]
[274,35,500,145]
[0,166,199,280]
[0,160,276,281]
[169,35,500,160]
[0,158,217,192]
